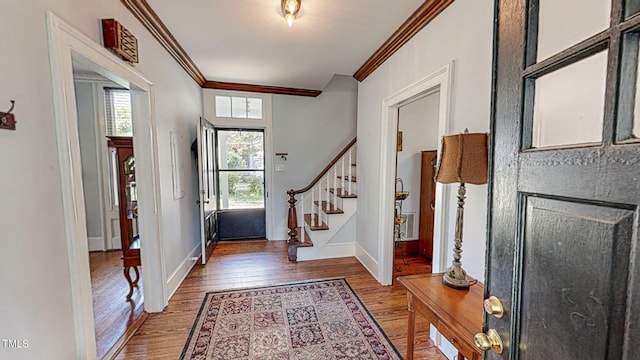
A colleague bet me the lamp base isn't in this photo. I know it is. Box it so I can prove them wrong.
[442,265,470,289]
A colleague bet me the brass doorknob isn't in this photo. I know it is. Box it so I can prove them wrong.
[474,329,503,354]
[483,296,504,318]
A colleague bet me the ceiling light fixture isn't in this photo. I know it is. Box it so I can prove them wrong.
[281,0,301,27]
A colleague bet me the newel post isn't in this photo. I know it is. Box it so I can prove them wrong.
[287,190,299,261]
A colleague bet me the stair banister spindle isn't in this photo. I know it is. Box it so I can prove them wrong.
[325,176,329,212]
[300,193,305,243]
[348,148,353,195]
[324,177,329,224]
[311,188,316,227]
[317,185,321,226]
[341,155,345,196]
[333,164,337,205]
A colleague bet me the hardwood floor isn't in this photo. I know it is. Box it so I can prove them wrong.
[90,251,145,360]
[116,240,446,359]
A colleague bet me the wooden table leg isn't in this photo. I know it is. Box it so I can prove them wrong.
[407,293,415,360]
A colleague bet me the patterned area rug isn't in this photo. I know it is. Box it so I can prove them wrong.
[180,278,402,360]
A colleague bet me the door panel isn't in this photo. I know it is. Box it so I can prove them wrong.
[517,197,633,360]
[217,209,266,240]
[488,0,640,359]
[197,117,218,264]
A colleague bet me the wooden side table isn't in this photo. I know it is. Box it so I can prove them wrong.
[398,273,483,360]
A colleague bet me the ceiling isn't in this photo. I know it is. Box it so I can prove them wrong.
[146,0,424,91]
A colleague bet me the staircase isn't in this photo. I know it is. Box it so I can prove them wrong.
[287,138,357,261]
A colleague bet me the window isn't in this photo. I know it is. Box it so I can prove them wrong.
[216,129,265,209]
[105,88,133,136]
[215,95,263,119]
[104,88,133,209]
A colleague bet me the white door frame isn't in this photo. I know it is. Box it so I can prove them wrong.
[202,89,275,240]
[378,62,454,285]
[47,11,168,359]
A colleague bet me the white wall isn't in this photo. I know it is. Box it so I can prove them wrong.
[356,0,494,282]
[396,92,440,236]
[272,75,358,239]
[75,81,103,241]
[0,1,201,359]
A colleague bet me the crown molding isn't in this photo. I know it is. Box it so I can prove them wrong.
[203,81,322,97]
[121,0,206,85]
[353,0,454,82]
[120,0,321,97]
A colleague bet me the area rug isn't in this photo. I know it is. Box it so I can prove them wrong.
[180,278,402,360]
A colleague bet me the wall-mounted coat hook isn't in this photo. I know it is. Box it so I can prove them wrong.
[275,152,288,161]
[0,100,16,131]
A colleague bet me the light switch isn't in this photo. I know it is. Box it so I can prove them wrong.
[275,164,285,172]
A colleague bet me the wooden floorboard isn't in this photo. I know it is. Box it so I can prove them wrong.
[116,240,446,359]
[90,251,145,360]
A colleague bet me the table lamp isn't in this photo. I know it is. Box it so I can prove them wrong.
[435,130,488,289]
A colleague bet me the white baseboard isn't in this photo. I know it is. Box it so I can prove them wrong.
[88,237,105,251]
[166,243,200,300]
[355,243,379,281]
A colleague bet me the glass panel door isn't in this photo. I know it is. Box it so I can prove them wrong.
[215,128,266,240]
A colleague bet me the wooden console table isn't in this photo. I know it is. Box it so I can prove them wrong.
[398,273,483,360]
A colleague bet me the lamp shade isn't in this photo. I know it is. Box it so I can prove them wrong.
[435,132,488,185]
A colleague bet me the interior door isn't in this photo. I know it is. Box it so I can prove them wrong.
[215,128,266,240]
[487,0,640,359]
[197,117,218,264]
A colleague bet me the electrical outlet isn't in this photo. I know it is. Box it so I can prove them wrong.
[275,164,285,172]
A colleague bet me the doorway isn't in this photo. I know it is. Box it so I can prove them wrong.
[215,128,266,240]
[73,73,146,359]
[392,92,440,278]
[378,63,454,285]
[48,11,167,359]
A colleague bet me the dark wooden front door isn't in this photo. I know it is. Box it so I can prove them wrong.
[487,1,640,359]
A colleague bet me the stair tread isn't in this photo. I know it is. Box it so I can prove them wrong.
[313,200,344,214]
[337,175,357,183]
[304,214,329,231]
[293,227,314,248]
[329,188,357,198]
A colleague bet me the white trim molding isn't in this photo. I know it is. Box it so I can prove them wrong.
[202,89,275,240]
[47,11,168,359]
[377,62,455,285]
[167,243,200,299]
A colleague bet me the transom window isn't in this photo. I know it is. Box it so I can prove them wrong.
[215,95,263,119]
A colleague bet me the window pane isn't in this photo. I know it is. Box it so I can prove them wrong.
[218,171,264,209]
[537,0,610,61]
[231,97,247,118]
[627,0,640,18]
[247,98,263,119]
[532,51,607,148]
[104,89,132,136]
[217,130,264,170]
[634,35,640,139]
[215,96,231,117]
[112,91,132,136]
